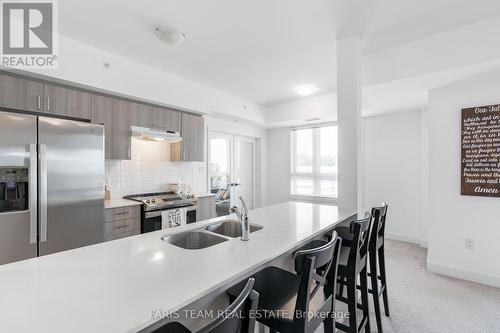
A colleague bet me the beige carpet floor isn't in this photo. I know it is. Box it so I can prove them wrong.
[329,240,500,333]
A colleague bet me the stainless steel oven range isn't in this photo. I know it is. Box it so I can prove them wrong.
[123,192,197,233]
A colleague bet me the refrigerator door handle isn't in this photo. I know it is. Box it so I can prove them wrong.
[39,144,48,242]
[29,144,38,244]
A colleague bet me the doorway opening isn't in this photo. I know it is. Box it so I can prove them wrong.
[208,132,255,216]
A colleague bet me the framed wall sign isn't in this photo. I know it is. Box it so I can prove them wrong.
[461,104,500,197]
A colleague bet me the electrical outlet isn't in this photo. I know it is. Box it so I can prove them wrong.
[464,238,474,250]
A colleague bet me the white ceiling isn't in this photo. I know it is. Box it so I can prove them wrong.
[59,0,500,106]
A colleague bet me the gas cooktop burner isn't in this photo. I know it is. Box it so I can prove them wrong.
[123,191,197,211]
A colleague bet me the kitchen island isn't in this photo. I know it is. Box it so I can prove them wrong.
[0,202,354,333]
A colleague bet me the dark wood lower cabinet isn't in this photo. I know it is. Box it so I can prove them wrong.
[104,206,140,241]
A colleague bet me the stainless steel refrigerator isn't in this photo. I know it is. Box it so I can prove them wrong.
[0,111,104,265]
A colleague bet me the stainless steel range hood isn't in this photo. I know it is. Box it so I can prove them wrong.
[131,126,182,142]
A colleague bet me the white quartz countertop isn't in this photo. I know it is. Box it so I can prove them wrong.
[105,198,143,209]
[0,202,354,333]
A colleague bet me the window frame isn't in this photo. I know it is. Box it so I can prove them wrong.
[290,123,338,200]
[208,134,232,191]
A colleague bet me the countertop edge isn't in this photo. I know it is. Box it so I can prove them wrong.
[131,210,357,332]
[104,198,143,209]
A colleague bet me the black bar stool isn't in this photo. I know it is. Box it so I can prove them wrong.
[336,204,389,333]
[139,278,259,333]
[227,232,342,333]
[334,215,371,333]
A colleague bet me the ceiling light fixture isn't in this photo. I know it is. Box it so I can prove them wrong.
[154,24,186,45]
[295,84,316,97]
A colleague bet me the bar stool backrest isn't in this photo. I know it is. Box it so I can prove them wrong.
[293,232,341,329]
[198,278,259,333]
[140,279,259,333]
[369,204,388,250]
[348,214,371,271]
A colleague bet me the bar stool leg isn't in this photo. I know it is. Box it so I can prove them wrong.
[347,276,358,333]
[378,245,390,317]
[323,280,336,333]
[370,254,383,333]
[359,267,371,333]
[324,312,335,333]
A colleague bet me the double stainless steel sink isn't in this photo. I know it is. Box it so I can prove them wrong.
[161,220,263,250]
[205,220,263,238]
[161,230,227,250]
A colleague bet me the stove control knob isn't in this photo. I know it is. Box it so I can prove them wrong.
[145,200,150,204]
[151,199,156,203]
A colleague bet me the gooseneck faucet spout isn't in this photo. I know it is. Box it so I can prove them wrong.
[230,196,250,241]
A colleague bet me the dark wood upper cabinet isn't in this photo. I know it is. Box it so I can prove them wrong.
[128,102,153,128]
[0,71,205,161]
[91,95,131,160]
[0,73,43,112]
[151,107,181,132]
[173,113,204,162]
[43,84,92,120]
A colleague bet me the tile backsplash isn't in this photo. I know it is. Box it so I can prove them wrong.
[105,137,206,198]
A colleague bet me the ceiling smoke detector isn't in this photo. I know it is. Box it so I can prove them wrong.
[154,24,186,45]
[295,84,316,97]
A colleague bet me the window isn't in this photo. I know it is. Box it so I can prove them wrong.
[208,136,231,190]
[291,125,338,198]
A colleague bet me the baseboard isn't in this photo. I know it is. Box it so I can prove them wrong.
[427,261,500,289]
[385,232,421,245]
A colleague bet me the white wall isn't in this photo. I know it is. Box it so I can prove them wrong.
[19,34,267,124]
[363,111,423,244]
[265,110,425,244]
[426,70,500,288]
[266,93,337,127]
[266,128,291,205]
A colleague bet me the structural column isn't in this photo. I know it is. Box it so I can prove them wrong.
[337,35,362,213]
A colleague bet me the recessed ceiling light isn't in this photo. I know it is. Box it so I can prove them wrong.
[154,24,186,45]
[295,84,316,97]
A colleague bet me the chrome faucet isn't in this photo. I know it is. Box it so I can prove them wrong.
[231,196,250,241]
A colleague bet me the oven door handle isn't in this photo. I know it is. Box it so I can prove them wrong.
[145,205,197,219]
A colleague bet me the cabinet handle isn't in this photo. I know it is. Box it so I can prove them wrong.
[114,212,129,216]
[127,146,131,159]
[46,96,50,112]
[183,150,186,160]
[37,95,41,110]
[114,225,129,229]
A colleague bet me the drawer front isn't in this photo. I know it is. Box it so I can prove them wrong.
[104,217,140,236]
[104,206,140,222]
[104,229,140,241]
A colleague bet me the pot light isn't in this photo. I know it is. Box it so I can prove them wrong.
[154,25,186,45]
[295,84,317,96]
